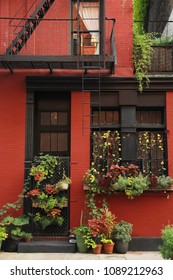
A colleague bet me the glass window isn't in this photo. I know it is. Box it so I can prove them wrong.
[72,0,100,55]
[40,132,68,153]
[136,110,166,175]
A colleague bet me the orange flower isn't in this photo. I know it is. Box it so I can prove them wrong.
[48,209,61,217]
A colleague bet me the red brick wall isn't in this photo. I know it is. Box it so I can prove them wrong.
[0,73,26,210]
[166,91,173,176]
[105,0,133,76]
[70,91,90,228]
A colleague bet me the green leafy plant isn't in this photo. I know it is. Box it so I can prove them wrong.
[133,0,156,92]
[0,215,29,240]
[112,220,133,243]
[101,237,114,244]
[0,227,8,241]
[26,153,61,188]
[33,211,63,230]
[157,175,173,189]
[153,36,173,46]
[71,225,90,237]
[159,225,173,259]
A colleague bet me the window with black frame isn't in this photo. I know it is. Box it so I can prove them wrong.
[91,107,167,176]
[136,109,167,175]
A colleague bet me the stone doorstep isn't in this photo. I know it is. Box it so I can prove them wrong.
[18,240,76,253]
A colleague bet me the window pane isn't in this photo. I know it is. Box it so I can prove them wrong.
[51,133,58,151]
[40,133,50,151]
[92,111,99,125]
[58,112,68,125]
[41,112,50,125]
[92,110,119,126]
[92,130,121,172]
[58,133,68,152]
[137,131,165,175]
[106,111,113,125]
[137,111,162,125]
[51,112,58,125]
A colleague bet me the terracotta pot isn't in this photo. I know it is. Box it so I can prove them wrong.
[24,238,32,243]
[103,242,114,254]
[93,244,102,254]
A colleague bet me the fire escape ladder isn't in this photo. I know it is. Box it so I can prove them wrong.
[81,56,102,135]
[5,0,55,55]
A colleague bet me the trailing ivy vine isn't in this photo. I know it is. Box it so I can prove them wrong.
[133,0,155,92]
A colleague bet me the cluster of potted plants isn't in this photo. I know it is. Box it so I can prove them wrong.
[72,207,133,254]
[83,163,173,199]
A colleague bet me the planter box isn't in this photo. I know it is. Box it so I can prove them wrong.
[83,184,90,191]
[149,46,173,73]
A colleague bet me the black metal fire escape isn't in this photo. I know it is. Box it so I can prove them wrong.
[5,0,55,55]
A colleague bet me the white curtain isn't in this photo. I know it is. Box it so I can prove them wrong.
[78,2,99,54]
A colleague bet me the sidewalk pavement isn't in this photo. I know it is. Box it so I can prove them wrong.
[0,251,163,260]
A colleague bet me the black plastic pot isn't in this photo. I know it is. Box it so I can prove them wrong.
[3,238,19,252]
[114,240,129,254]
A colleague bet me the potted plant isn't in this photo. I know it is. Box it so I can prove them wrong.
[1,215,29,252]
[159,224,173,259]
[101,237,114,254]
[28,153,61,188]
[83,167,99,190]
[71,225,90,253]
[0,227,8,250]
[112,220,133,254]
[84,231,103,254]
[157,175,173,189]
[56,175,72,190]
[110,164,150,199]
[24,232,33,243]
[87,207,116,254]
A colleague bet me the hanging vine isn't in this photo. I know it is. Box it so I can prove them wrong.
[133,0,155,92]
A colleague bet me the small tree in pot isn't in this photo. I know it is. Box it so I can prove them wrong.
[112,220,133,254]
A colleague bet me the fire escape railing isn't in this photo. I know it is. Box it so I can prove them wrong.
[0,17,116,58]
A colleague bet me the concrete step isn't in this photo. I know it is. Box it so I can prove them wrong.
[18,240,76,253]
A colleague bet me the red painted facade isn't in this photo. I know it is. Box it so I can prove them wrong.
[0,0,173,239]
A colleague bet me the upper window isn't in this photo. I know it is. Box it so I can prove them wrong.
[92,109,119,126]
[72,0,100,55]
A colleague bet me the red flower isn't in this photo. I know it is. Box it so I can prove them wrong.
[45,184,57,195]
[27,189,40,197]
[48,209,61,217]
